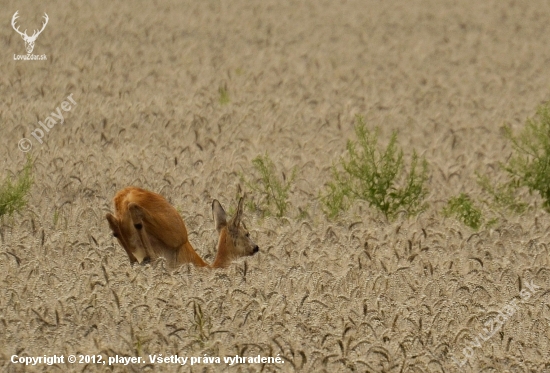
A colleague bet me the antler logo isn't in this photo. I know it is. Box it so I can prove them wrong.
[11,11,48,54]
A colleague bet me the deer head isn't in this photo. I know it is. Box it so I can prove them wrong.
[12,11,49,54]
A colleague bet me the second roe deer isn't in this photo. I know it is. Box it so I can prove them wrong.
[105,187,259,269]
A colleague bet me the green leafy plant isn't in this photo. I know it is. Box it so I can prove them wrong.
[242,153,296,217]
[443,193,483,230]
[476,173,526,213]
[0,155,33,218]
[322,115,428,220]
[219,84,230,105]
[502,103,550,212]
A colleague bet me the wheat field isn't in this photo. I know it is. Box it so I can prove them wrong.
[2,0,550,372]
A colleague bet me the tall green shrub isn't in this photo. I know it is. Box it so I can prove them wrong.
[503,103,550,211]
[322,116,428,220]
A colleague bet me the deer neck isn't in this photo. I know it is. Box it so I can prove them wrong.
[180,240,209,268]
[211,228,233,268]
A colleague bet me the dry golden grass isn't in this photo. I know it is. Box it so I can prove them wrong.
[2,0,550,371]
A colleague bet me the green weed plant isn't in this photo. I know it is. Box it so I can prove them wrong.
[503,103,550,212]
[219,84,230,105]
[242,153,296,218]
[443,193,483,230]
[0,155,33,218]
[322,116,428,220]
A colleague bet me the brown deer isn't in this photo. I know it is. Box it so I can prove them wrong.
[106,187,259,269]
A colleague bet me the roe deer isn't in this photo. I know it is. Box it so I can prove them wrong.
[105,187,259,268]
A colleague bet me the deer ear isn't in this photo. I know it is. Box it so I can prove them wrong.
[231,197,244,228]
[106,213,120,236]
[212,200,227,233]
